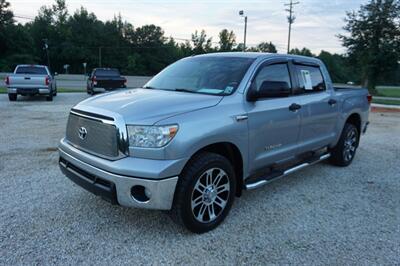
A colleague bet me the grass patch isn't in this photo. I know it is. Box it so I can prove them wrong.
[376,87,400,98]
[372,98,400,106]
[57,88,85,93]
[0,87,84,93]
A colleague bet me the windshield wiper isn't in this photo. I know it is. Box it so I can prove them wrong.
[174,88,197,93]
[142,86,158,90]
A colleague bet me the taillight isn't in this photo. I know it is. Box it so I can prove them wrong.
[92,76,97,85]
[367,94,372,105]
[45,76,50,86]
[5,76,9,85]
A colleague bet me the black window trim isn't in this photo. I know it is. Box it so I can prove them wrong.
[246,58,297,101]
[292,62,327,95]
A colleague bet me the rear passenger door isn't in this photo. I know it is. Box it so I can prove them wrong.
[294,63,339,152]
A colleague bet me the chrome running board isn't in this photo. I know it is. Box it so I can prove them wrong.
[245,153,331,190]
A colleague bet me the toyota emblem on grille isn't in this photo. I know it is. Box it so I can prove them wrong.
[78,127,87,140]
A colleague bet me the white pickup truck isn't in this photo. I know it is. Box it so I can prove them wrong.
[5,65,57,101]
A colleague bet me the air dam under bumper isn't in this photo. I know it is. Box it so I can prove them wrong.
[59,149,178,210]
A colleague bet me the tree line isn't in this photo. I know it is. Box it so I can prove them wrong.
[0,0,399,91]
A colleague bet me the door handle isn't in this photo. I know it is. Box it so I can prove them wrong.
[328,99,337,106]
[235,115,248,122]
[289,103,301,112]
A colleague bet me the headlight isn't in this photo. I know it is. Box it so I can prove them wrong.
[127,125,178,148]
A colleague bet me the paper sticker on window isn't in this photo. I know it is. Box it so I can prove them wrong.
[301,70,312,90]
[224,86,234,94]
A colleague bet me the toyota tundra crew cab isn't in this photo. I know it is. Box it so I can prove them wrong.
[5,65,57,101]
[59,53,370,233]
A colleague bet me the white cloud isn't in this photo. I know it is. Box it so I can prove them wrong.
[11,0,369,54]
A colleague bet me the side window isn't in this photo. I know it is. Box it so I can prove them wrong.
[253,63,292,92]
[295,65,326,93]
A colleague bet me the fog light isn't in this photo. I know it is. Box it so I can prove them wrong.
[144,187,152,199]
[131,185,150,202]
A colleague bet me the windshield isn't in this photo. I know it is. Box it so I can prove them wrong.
[16,66,47,75]
[144,56,255,95]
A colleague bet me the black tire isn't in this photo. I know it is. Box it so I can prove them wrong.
[330,123,359,167]
[170,152,236,234]
[53,88,57,96]
[46,93,53,101]
[8,93,17,101]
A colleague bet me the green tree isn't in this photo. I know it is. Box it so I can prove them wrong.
[0,0,13,26]
[318,50,356,83]
[339,0,400,92]
[218,29,236,51]
[191,30,213,54]
[0,0,36,71]
[290,47,314,56]
[248,42,277,53]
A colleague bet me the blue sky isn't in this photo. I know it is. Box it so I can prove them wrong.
[10,0,368,54]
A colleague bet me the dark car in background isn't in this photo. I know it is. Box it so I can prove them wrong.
[86,68,127,95]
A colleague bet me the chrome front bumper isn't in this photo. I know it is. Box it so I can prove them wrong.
[59,148,178,210]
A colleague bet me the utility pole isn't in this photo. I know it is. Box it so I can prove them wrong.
[239,10,248,51]
[98,47,102,67]
[42,38,51,70]
[285,0,299,54]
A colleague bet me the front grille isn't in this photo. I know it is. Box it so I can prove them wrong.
[66,113,119,158]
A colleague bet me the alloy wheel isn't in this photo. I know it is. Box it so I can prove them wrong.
[343,128,357,162]
[191,168,230,223]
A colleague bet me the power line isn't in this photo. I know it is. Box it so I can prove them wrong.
[14,14,35,21]
[284,0,300,54]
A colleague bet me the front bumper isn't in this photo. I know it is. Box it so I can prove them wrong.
[59,148,179,210]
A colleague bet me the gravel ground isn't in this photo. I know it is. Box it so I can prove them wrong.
[0,93,399,265]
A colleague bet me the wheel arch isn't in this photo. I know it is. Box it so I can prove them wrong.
[184,142,244,197]
[345,112,362,137]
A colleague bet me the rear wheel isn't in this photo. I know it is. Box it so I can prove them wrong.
[330,123,359,166]
[46,93,53,101]
[8,93,17,101]
[170,152,236,233]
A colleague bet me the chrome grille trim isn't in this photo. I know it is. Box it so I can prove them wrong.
[66,109,129,161]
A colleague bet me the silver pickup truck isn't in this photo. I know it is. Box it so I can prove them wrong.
[59,53,371,233]
[5,64,57,101]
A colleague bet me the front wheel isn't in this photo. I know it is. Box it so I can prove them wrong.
[170,152,236,233]
[330,123,359,166]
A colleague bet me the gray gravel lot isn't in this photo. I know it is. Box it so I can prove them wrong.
[0,93,399,265]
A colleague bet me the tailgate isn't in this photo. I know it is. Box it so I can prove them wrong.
[96,78,125,89]
[8,75,47,88]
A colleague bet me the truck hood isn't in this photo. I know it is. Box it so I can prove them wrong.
[73,88,223,125]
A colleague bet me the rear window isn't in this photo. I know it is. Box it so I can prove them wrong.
[16,66,47,75]
[94,69,120,76]
[295,65,325,93]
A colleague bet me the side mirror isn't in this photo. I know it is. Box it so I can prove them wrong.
[247,81,291,101]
